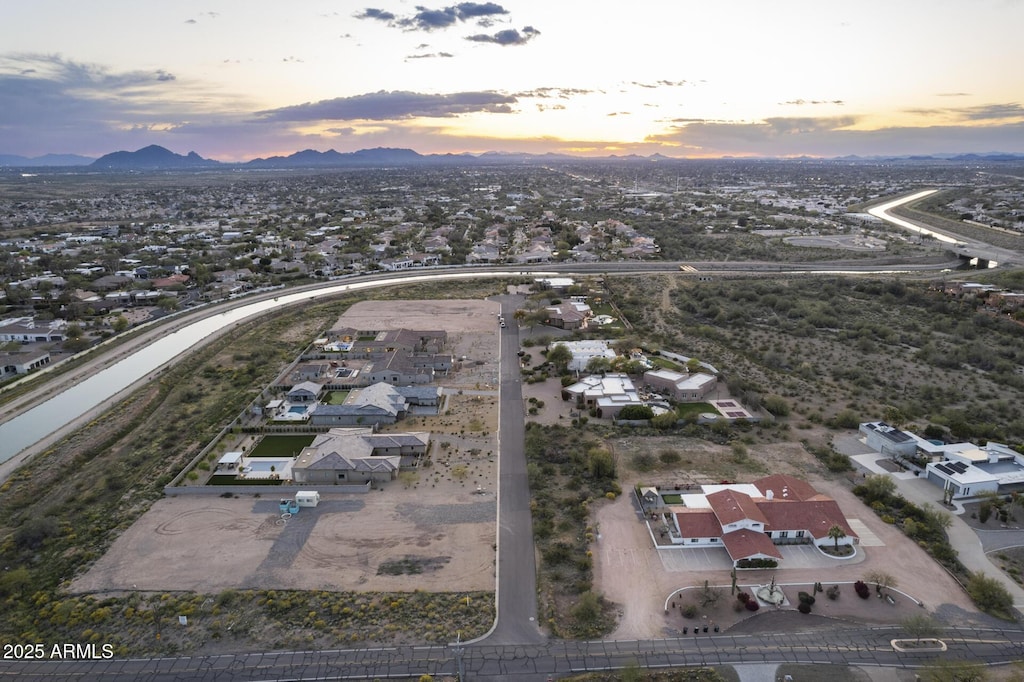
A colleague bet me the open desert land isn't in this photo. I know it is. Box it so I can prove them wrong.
[71,299,501,598]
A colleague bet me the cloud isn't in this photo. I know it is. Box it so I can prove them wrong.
[256,90,517,121]
[406,52,455,60]
[455,2,508,18]
[357,3,510,31]
[0,53,258,156]
[904,102,1024,122]
[780,99,845,106]
[465,26,539,45]
[355,8,396,22]
[645,116,1024,157]
[515,87,596,99]
[959,103,1024,121]
[936,92,971,97]
[631,80,688,89]
[403,7,460,30]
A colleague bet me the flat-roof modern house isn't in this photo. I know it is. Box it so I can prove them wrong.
[860,421,1024,499]
[551,339,617,373]
[562,373,646,419]
[643,369,717,402]
[0,317,66,343]
[860,421,919,458]
[924,442,1024,499]
[666,475,858,566]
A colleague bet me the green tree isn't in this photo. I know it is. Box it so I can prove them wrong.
[588,448,616,480]
[827,524,847,550]
[546,343,573,374]
[618,404,654,420]
[112,315,129,333]
[651,411,679,430]
[883,405,907,428]
[901,613,940,644]
[860,474,897,501]
[864,570,896,595]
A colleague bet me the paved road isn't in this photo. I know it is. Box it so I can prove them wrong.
[486,294,545,645]
[894,478,1024,609]
[5,619,1022,680]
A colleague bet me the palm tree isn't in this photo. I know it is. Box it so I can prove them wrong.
[827,524,847,550]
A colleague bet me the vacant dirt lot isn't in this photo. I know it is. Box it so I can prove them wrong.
[72,299,500,597]
[72,483,496,594]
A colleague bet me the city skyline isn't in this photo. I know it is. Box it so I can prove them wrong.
[3,0,1023,161]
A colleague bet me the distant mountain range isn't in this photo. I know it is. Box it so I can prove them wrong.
[2,144,1024,169]
[0,153,95,167]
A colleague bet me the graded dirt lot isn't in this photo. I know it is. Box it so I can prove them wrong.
[72,299,500,597]
[72,486,496,594]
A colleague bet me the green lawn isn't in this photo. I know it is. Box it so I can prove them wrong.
[249,434,315,457]
[677,402,715,420]
[662,493,683,504]
[327,390,350,405]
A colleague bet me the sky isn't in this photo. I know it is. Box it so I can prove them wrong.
[2,0,1023,161]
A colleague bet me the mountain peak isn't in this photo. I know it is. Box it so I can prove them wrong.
[91,145,217,169]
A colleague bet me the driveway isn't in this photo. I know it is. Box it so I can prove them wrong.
[657,543,863,573]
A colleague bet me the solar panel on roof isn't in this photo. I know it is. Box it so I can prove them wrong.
[950,461,969,473]
[936,463,955,475]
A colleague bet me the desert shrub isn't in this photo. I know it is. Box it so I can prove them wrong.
[736,558,778,569]
[966,572,1015,619]
[658,449,681,465]
[632,453,656,471]
[763,394,790,417]
[797,602,812,614]
[797,591,815,606]
[681,604,698,618]
[826,585,841,600]
[854,581,871,599]
[736,591,751,604]
[745,600,760,612]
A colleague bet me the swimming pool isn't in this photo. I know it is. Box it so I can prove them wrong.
[246,458,291,472]
[288,405,308,414]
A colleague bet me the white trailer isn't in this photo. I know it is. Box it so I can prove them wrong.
[295,491,321,507]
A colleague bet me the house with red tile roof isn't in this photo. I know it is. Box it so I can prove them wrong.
[667,474,857,566]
